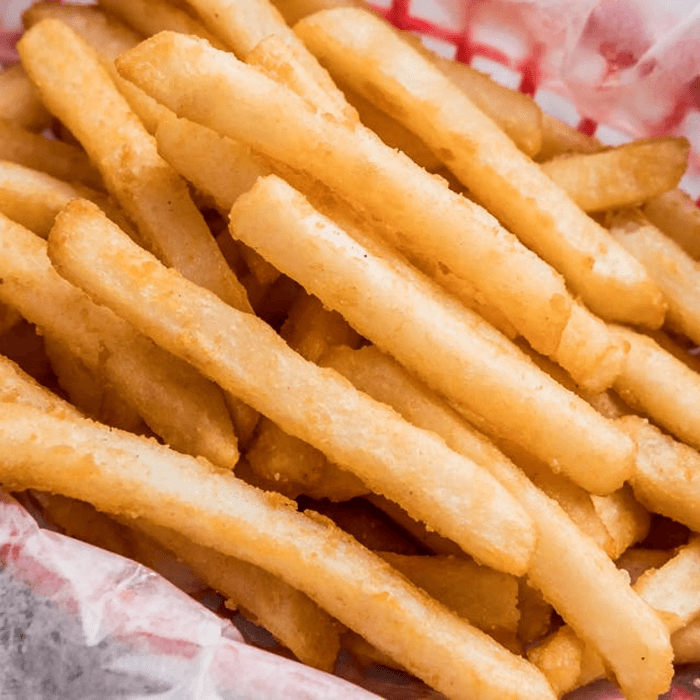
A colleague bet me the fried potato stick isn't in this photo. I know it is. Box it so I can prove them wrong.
[530,537,700,696]
[132,518,342,671]
[229,175,634,493]
[22,4,169,135]
[97,0,228,50]
[540,138,689,213]
[115,32,570,355]
[116,30,630,388]
[0,211,239,469]
[0,402,555,700]
[608,209,700,347]
[314,345,672,700]
[294,8,666,328]
[0,352,81,419]
[621,416,700,534]
[49,199,536,576]
[0,119,103,190]
[271,0,544,156]
[0,159,134,239]
[613,326,700,452]
[18,19,252,314]
[644,189,700,261]
[0,64,52,132]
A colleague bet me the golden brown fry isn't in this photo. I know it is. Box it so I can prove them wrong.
[0,352,80,418]
[0,120,103,190]
[608,209,700,346]
[116,30,630,391]
[620,416,700,533]
[0,402,556,700]
[0,210,239,469]
[115,31,572,355]
[245,34,355,122]
[0,63,52,131]
[294,8,666,328]
[672,617,700,664]
[155,113,271,211]
[644,188,700,261]
[540,138,688,212]
[133,518,342,671]
[18,19,252,313]
[530,538,700,695]
[49,198,536,577]
[97,0,228,50]
[613,326,700,452]
[43,335,146,433]
[0,159,134,239]
[185,0,346,108]
[230,176,634,493]
[275,0,544,155]
[22,3,169,134]
[536,112,602,161]
[317,343,672,700]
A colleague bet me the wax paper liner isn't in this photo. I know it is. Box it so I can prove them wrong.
[1,0,700,698]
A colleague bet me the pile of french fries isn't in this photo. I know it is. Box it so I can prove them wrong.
[1,0,700,698]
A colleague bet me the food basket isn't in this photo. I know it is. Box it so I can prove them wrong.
[1,0,700,698]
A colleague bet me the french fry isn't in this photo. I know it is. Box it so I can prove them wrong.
[536,112,602,161]
[0,63,52,132]
[49,198,537,577]
[315,341,672,699]
[116,29,631,392]
[43,335,146,433]
[620,416,700,533]
[530,538,700,695]
[672,617,700,664]
[229,176,634,493]
[0,159,135,239]
[272,0,544,156]
[644,188,700,261]
[245,33,355,122]
[155,113,273,211]
[97,0,229,50]
[183,0,345,106]
[607,209,700,347]
[0,402,556,700]
[366,493,463,556]
[132,518,343,672]
[613,326,700,452]
[0,352,80,418]
[246,290,367,501]
[294,8,666,328]
[0,211,240,469]
[540,138,689,213]
[0,119,103,190]
[22,3,170,134]
[18,19,252,314]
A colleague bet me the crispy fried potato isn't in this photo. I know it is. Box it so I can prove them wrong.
[294,8,666,328]
[608,209,700,347]
[0,402,555,700]
[315,345,671,700]
[49,198,537,576]
[0,211,239,468]
[18,19,252,313]
[132,518,342,671]
[540,138,689,212]
[230,176,634,493]
[0,64,52,132]
[644,188,700,261]
[97,0,228,50]
[0,120,103,190]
